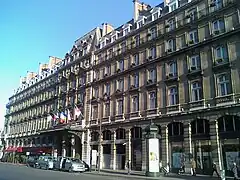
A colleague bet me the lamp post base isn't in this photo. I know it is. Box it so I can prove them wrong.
[145,171,160,177]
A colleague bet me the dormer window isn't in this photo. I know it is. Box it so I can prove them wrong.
[111,35,117,42]
[101,41,105,48]
[137,20,144,29]
[152,12,159,21]
[123,28,130,36]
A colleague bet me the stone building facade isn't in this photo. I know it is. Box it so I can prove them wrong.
[4,0,240,176]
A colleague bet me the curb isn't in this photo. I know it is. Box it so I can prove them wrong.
[85,172,160,179]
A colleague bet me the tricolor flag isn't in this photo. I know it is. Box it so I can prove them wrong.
[50,113,59,126]
[74,105,83,120]
[59,112,67,124]
[67,109,72,122]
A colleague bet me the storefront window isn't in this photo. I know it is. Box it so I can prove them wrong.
[171,142,184,169]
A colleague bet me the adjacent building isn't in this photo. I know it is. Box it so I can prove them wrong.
[4,0,240,176]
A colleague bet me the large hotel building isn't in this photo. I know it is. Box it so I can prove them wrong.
[2,0,240,176]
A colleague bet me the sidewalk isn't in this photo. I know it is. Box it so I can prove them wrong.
[86,168,234,180]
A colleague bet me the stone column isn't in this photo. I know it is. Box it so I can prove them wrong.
[62,134,67,157]
[142,131,147,171]
[82,130,90,165]
[161,124,169,166]
[110,130,116,170]
[210,120,223,172]
[183,121,192,174]
[125,129,131,170]
[71,135,76,158]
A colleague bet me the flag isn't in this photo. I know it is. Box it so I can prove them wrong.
[50,113,59,126]
[60,112,67,124]
[74,105,83,120]
[67,109,72,122]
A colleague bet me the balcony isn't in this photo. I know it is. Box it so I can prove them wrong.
[146,79,157,89]
[115,114,125,122]
[114,89,124,96]
[129,85,139,93]
[90,119,98,126]
[189,99,206,111]
[130,111,141,120]
[91,97,99,104]
[215,94,235,106]
[187,67,203,79]
[166,104,181,114]
[165,73,179,83]
[212,58,230,71]
[102,116,111,124]
[146,108,158,117]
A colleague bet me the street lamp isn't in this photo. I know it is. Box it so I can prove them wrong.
[98,118,102,173]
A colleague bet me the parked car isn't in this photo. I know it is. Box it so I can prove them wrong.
[36,156,54,170]
[26,156,39,168]
[53,156,85,172]
[83,161,90,171]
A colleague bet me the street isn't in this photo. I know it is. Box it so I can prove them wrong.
[0,163,223,180]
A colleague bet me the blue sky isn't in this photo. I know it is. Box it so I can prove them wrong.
[0,0,162,129]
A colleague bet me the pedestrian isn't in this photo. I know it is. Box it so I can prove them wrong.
[191,158,196,176]
[163,163,170,176]
[126,160,131,175]
[211,162,220,178]
[178,161,185,174]
[232,162,239,180]
[159,160,162,172]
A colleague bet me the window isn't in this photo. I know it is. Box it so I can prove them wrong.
[105,83,110,95]
[117,99,123,114]
[117,79,124,91]
[149,92,156,109]
[152,12,159,21]
[217,74,231,96]
[94,70,100,80]
[149,47,156,59]
[168,19,175,31]
[215,46,227,63]
[108,49,113,59]
[212,20,225,34]
[118,60,124,71]
[133,54,139,65]
[168,87,178,105]
[211,0,223,10]
[149,69,156,82]
[123,28,130,36]
[137,20,144,29]
[170,3,177,12]
[133,73,139,87]
[104,103,110,117]
[167,39,174,51]
[150,27,157,39]
[188,30,198,44]
[92,106,98,119]
[121,42,126,52]
[111,35,117,42]
[135,35,140,46]
[104,66,111,76]
[168,62,177,76]
[93,87,99,97]
[191,81,202,101]
[100,41,105,48]
[82,47,88,56]
[190,55,200,70]
[132,96,139,112]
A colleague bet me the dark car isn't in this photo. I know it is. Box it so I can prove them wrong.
[83,161,90,172]
[26,156,39,168]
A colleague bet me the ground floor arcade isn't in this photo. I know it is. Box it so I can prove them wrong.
[89,107,240,176]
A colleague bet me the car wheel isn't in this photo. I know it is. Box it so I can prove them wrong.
[68,167,73,173]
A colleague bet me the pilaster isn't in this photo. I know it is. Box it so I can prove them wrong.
[82,130,91,165]
[161,124,169,166]
[110,130,116,169]
[125,128,131,170]
[183,120,192,174]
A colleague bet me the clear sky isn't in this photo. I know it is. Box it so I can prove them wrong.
[0,0,162,129]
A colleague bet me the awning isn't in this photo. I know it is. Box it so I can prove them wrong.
[3,146,18,152]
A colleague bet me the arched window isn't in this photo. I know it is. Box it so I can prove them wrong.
[102,130,111,140]
[91,131,99,141]
[168,122,184,136]
[131,127,142,139]
[191,119,210,135]
[116,128,126,139]
[218,115,240,132]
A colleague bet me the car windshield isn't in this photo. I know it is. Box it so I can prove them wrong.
[71,158,82,163]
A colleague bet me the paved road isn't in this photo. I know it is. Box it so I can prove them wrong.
[0,163,222,180]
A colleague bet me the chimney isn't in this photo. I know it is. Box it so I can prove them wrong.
[102,23,114,36]
[49,56,62,69]
[133,0,139,23]
[133,0,150,22]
